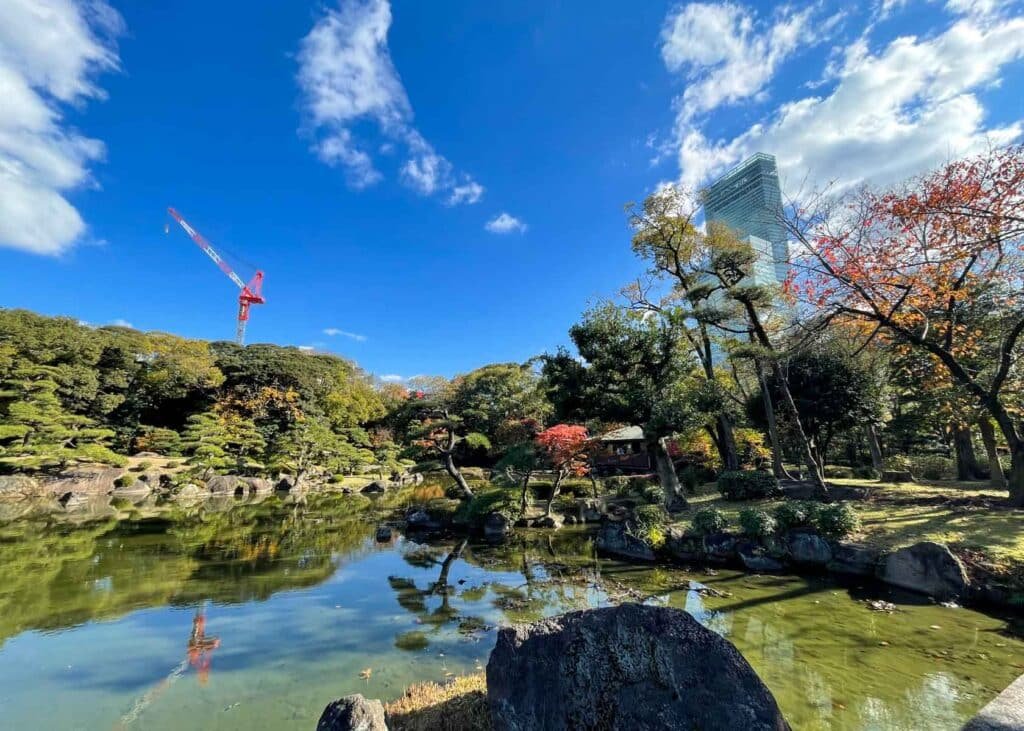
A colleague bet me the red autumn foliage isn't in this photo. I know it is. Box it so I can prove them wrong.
[535,424,591,478]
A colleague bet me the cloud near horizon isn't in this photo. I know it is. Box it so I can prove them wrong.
[297,0,484,205]
[323,327,367,341]
[0,0,123,256]
[661,0,1024,196]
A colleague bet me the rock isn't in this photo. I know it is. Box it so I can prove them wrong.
[0,475,44,501]
[45,467,126,497]
[828,542,881,577]
[316,694,388,731]
[206,475,242,495]
[534,514,563,530]
[595,521,655,562]
[361,480,389,494]
[787,530,832,565]
[876,541,970,600]
[665,494,689,514]
[578,499,604,524]
[405,508,443,532]
[275,476,295,492]
[111,482,152,504]
[664,528,705,563]
[704,532,739,563]
[133,451,161,458]
[375,526,393,542]
[963,673,1024,731]
[240,477,273,495]
[737,541,786,572]
[58,491,99,511]
[880,470,915,483]
[173,483,207,502]
[483,512,511,538]
[487,603,791,731]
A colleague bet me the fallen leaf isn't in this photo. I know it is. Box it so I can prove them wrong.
[359,668,372,680]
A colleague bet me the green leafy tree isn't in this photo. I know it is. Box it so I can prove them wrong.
[0,364,124,470]
[543,303,695,508]
[182,410,266,479]
[269,417,349,487]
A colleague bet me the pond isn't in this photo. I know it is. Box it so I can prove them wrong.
[0,492,1020,730]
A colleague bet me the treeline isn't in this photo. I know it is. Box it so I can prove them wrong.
[0,309,396,481]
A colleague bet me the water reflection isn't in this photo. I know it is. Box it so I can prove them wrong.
[0,496,1019,730]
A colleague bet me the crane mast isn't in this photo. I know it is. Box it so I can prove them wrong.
[167,207,265,345]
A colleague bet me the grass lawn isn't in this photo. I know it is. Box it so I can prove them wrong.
[684,477,1024,570]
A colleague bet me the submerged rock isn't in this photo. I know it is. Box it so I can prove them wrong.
[828,543,881,577]
[533,514,563,530]
[317,694,387,731]
[482,512,511,538]
[404,508,444,532]
[738,541,786,572]
[787,530,832,566]
[375,526,393,542]
[486,603,790,731]
[595,521,655,562]
[876,541,970,600]
[206,475,241,495]
[664,528,704,563]
[704,532,739,563]
[361,480,389,494]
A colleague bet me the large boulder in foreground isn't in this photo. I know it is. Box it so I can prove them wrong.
[316,694,387,731]
[487,603,790,731]
[876,541,970,600]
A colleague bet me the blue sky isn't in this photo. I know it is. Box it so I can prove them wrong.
[1,0,1023,382]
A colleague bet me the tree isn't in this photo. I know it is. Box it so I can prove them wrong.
[269,417,348,488]
[450,362,550,450]
[182,410,266,479]
[404,382,490,500]
[543,303,693,508]
[534,425,590,517]
[0,363,124,470]
[626,188,743,472]
[788,146,1024,504]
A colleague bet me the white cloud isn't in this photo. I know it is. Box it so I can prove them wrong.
[108,318,132,328]
[298,345,316,352]
[661,3,814,123]
[379,374,405,382]
[0,0,122,255]
[297,0,483,204]
[323,327,367,341]
[662,2,1024,195]
[485,212,527,234]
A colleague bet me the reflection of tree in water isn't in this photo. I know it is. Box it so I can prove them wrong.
[390,539,491,652]
[0,493,386,644]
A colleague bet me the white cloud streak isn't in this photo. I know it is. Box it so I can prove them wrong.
[323,327,367,341]
[485,212,527,234]
[297,0,483,204]
[0,0,122,255]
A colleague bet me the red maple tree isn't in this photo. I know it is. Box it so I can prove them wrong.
[534,424,591,516]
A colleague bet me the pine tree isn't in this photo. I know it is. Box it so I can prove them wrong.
[0,363,124,470]
[182,409,265,479]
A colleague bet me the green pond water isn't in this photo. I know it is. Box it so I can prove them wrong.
[0,493,1021,730]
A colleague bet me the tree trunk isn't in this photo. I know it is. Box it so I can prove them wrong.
[756,357,793,480]
[649,436,686,509]
[716,414,741,471]
[769,359,827,494]
[443,451,474,500]
[1008,448,1024,508]
[519,471,532,514]
[977,417,1007,489]
[952,423,987,481]
[545,470,564,517]
[866,423,884,472]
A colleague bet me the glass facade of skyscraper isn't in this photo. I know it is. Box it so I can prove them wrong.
[703,152,789,283]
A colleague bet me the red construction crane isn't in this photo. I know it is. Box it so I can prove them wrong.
[167,208,265,345]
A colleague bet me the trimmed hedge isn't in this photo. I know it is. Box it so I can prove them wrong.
[717,470,780,500]
[691,507,728,535]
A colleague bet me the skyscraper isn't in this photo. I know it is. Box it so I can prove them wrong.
[703,152,789,283]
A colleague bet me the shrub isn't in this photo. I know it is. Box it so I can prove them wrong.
[632,504,669,548]
[679,465,701,494]
[640,483,663,505]
[910,454,954,480]
[734,428,771,469]
[814,503,860,539]
[883,454,911,471]
[823,465,853,479]
[772,501,820,532]
[852,465,879,480]
[691,507,728,535]
[113,474,136,488]
[717,470,780,500]
[738,508,777,539]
